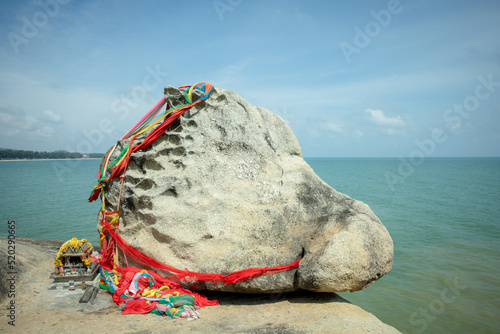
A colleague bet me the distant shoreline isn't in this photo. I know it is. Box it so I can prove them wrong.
[0,158,101,162]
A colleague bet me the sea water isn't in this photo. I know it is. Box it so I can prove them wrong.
[0,159,102,247]
[308,157,500,334]
[0,157,499,333]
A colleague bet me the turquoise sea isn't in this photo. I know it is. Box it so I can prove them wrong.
[1,157,499,333]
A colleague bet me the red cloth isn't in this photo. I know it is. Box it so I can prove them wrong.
[121,299,156,315]
[101,219,301,289]
[101,264,219,308]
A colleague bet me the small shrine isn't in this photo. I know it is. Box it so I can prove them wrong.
[51,237,99,282]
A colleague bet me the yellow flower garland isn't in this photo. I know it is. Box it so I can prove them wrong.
[54,237,94,267]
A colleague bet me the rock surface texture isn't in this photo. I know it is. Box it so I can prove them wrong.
[0,238,401,334]
[101,86,394,293]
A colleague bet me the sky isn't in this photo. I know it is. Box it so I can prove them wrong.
[0,0,499,157]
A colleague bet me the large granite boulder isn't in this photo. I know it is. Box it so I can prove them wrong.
[99,85,393,293]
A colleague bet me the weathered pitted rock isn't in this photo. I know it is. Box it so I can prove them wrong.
[100,86,393,293]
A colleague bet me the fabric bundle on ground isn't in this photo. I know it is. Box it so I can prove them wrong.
[98,265,217,319]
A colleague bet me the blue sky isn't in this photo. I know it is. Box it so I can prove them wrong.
[1,0,499,157]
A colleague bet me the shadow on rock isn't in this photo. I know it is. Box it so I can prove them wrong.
[200,290,351,306]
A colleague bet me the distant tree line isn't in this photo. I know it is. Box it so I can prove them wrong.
[87,153,104,158]
[0,149,103,160]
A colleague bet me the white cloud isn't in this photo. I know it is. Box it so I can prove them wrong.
[0,106,41,134]
[222,62,248,76]
[365,109,406,127]
[295,7,313,24]
[320,122,343,134]
[355,129,364,137]
[0,106,58,144]
[384,128,406,136]
[307,126,321,138]
[41,110,63,123]
[36,126,55,138]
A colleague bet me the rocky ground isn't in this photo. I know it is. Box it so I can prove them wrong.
[0,238,400,333]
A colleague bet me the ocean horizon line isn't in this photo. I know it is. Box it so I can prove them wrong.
[304,156,500,159]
